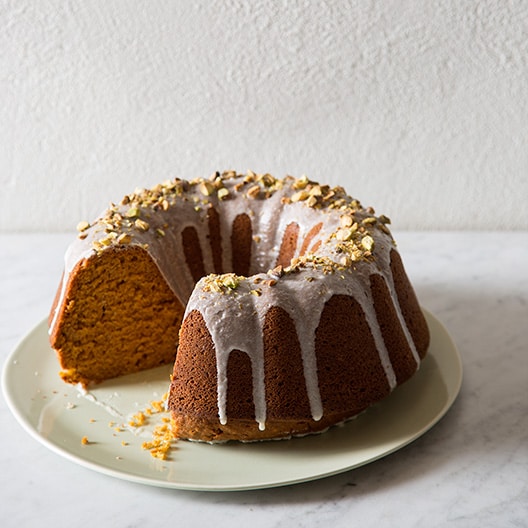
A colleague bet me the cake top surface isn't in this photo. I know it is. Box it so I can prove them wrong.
[73,170,394,282]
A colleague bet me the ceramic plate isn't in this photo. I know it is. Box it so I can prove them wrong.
[2,310,461,491]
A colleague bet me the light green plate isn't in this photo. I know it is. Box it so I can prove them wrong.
[2,310,461,491]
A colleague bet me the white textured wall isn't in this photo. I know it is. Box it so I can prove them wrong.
[1,0,527,232]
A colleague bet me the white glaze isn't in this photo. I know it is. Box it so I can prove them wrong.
[50,174,421,430]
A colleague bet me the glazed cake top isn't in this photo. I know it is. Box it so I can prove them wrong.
[70,170,393,285]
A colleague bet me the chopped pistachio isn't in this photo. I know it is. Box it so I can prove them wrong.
[260,173,275,187]
[247,185,261,199]
[291,190,309,202]
[307,195,318,208]
[135,218,150,231]
[340,215,354,228]
[270,265,284,277]
[362,217,377,225]
[336,228,353,241]
[379,223,391,235]
[199,181,214,196]
[292,175,309,190]
[217,187,230,200]
[126,207,140,218]
[322,190,335,201]
[117,233,132,244]
[208,281,222,293]
[361,235,374,251]
[76,220,90,232]
[309,184,322,196]
[221,274,240,289]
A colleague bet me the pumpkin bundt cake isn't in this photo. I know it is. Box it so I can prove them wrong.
[49,171,430,442]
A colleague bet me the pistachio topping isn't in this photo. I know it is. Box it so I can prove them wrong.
[117,233,132,244]
[222,274,239,289]
[126,207,140,218]
[291,190,309,203]
[202,273,243,293]
[362,217,377,225]
[306,195,318,208]
[340,215,354,228]
[361,235,375,252]
[134,218,150,231]
[246,184,261,199]
[269,265,284,277]
[199,181,214,196]
[217,187,230,200]
[260,173,275,187]
[292,174,309,190]
[75,171,391,272]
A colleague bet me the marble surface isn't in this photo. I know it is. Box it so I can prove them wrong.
[0,232,526,527]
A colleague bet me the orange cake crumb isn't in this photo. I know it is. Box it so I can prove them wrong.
[128,411,146,427]
[141,421,175,460]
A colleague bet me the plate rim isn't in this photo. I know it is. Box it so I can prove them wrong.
[2,309,462,491]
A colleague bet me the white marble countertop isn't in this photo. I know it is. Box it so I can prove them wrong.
[1,232,526,527]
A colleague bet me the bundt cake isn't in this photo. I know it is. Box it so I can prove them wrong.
[49,170,430,442]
